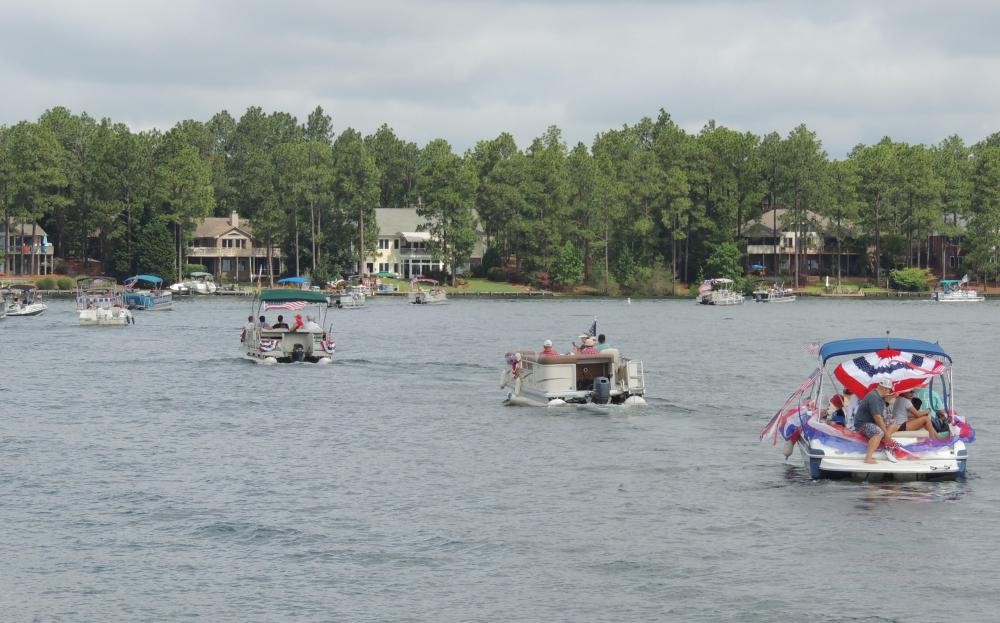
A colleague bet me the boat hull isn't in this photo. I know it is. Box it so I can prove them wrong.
[79,307,133,326]
[502,349,646,407]
[799,439,966,481]
[5,303,48,316]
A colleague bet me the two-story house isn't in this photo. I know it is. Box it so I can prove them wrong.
[742,208,861,276]
[1,222,55,276]
[186,212,281,281]
[367,208,487,279]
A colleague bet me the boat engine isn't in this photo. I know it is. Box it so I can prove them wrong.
[592,377,611,404]
[291,343,305,362]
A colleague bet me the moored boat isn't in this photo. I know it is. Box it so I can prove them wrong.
[76,276,134,326]
[752,283,796,303]
[327,285,367,309]
[121,275,173,310]
[170,271,217,295]
[242,289,334,364]
[3,284,48,316]
[761,337,974,480]
[932,278,984,302]
[697,278,744,305]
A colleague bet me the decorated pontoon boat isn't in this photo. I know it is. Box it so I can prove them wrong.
[76,276,134,326]
[697,278,744,305]
[328,285,367,309]
[242,289,334,364]
[122,275,173,310]
[761,337,974,480]
[752,283,796,303]
[501,326,646,407]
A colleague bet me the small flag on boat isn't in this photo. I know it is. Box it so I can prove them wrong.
[960,273,969,285]
[698,280,712,295]
[265,301,307,311]
[805,341,820,355]
[587,319,597,337]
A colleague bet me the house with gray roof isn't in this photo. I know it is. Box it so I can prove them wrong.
[187,212,281,281]
[1,222,54,275]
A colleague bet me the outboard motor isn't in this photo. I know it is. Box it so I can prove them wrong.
[592,377,611,404]
[291,343,306,363]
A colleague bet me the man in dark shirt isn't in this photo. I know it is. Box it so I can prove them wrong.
[853,379,897,464]
[272,314,289,329]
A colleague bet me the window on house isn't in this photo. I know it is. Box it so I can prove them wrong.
[379,238,390,250]
[394,239,400,249]
[378,262,389,273]
[949,256,963,268]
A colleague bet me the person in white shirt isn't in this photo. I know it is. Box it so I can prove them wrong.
[302,315,322,331]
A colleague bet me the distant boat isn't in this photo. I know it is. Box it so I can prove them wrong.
[76,276,133,326]
[931,279,984,302]
[697,278,744,305]
[122,275,173,310]
[169,271,217,295]
[408,277,447,305]
[3,284,48,316]
[752,283,796,303]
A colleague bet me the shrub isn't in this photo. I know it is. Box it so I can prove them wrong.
[486,267,507,282]
[889,267,933,291]
[183,263,207,275]
[35,277,56,290]
[56,276,75,290]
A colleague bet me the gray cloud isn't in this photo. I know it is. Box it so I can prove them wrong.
[1,0,998,156]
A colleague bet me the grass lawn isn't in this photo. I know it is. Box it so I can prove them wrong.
[445,278,529,293]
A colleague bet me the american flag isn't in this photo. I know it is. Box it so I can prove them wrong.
[265,301,307,311]
[586,319,597,337]
[698,279,712,295]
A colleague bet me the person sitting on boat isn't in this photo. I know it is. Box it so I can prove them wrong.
[888,388,949,439]
[541,339,559,356]
[911,386,951,435]
[258,315,270,329]
[853,379,898,464]
[272,315,289,329]
[302,315,322,331]
[573,335,599,355]
[596,334,610,352]
[291,313,305,332]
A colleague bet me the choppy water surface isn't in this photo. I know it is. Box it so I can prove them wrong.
[2,296,998,621]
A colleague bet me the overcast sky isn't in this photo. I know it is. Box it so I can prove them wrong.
[2,0,998,157]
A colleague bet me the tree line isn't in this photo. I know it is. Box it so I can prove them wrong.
[2,106,1000,292]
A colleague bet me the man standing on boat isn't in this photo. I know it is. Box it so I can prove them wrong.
[853,379,898,464]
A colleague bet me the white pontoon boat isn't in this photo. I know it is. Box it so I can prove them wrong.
[76,276,134,326]
[242,289,334,364]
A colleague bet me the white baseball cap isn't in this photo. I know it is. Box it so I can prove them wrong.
[877,379,894,391]
[543,339,552,347]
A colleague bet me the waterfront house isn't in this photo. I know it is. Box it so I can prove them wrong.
[742,208,861,276]
[368,208,486,278]
[1,222,54,275]
[186,212,281,281]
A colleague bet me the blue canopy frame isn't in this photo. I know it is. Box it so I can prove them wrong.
[818,337,951,363]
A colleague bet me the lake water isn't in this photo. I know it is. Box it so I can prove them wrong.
[1,295,998,621]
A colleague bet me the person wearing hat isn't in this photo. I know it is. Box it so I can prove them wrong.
[541,339,559,356]
[889,388,949,439]
[573,334,599,355]
[853,379,899,464]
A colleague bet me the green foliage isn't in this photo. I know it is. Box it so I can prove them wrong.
[35,277,55,289]
[481,247,502,271]
[183,263,207,274]
[550,241,584,287]
[486,266,507,282]
[703,242,743,280]
[56,276,75,290]
[889,267,933,291]
[136,221,176,280]
[622,260,674,296]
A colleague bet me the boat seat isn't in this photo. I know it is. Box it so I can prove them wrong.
[893,429,930,439]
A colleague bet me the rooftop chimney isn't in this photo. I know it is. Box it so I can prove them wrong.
[231,211,239,228]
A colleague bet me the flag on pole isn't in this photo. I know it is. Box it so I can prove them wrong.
[698,280,712,295]
[586,319,597,337]
[960,273,969,285]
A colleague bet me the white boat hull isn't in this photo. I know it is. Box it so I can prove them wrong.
[5,303,48,316]
[799,436,966,480]
[501,349,646,407]
[79,307,133,326]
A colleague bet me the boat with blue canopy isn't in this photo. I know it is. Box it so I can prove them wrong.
[762,336,974,480]
[242,288,334,364]
[121,275,173,310]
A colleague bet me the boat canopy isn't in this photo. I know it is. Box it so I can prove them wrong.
[258,289,328,303]
[8,284,36,291]
[125,275,163,285]
[189,271,212,278]
[277,277,309,284]
[819,337,952,363]
[939,280,960,285]
[711,278,735,284]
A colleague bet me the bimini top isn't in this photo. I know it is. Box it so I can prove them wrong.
[258,289,328,303]
[125,275,163,285]
[819,337,951,363]
[939,279,961,285]
[189,271,213,278]
[277,276,309,285]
